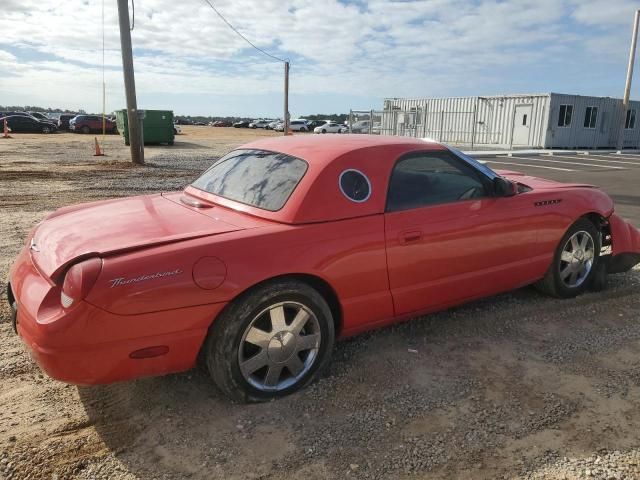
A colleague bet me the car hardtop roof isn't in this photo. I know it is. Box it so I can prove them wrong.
[241,134,447,166]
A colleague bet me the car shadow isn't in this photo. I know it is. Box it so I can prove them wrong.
[76,276,640,479]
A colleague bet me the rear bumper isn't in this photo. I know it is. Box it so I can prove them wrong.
[8,246,226,385]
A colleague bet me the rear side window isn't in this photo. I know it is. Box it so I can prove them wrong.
[191,149,308,211]
[387,151,488,212]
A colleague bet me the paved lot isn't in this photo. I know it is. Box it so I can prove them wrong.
[0,133,639,480]
[480,152,640,224]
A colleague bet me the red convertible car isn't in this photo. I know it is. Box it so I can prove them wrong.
[7,136,640,401]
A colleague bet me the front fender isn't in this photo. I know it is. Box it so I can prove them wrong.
[608,214,640,274]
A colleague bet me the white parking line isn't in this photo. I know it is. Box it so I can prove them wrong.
[497,156,626,170]
[550,154,640,166]
[606,152,640,158]
[487,161,575,172]
[572,155,640,166]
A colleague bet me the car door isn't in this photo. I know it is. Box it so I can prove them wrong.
[11,117,28,132]
[384,150,546,316]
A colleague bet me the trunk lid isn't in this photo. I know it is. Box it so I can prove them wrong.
[31,193,254,278]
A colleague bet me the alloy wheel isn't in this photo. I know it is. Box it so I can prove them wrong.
[238,301,321,392]
[559,230,595,288]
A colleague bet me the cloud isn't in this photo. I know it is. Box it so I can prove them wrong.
[0,0,637,115]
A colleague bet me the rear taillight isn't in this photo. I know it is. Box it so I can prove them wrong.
[60,258,102,309]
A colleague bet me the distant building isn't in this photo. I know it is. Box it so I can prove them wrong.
[379,93,640,149]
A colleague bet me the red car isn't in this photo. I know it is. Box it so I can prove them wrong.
[69,115,117,134]
[7,136,640,402]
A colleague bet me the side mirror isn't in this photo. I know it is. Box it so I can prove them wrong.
[493,177,517,197]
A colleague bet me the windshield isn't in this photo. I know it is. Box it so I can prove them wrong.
[191,149,308,211]
[447,146,498,180]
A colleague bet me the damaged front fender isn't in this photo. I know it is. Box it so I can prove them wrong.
[607,214,640,274]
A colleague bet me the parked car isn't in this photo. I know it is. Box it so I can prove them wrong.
[212,121,232,127]
[28,112,50,121]
[8,136,640,402]
[350,120,370,133]
[0,115,57,133]
[173,124,182,135]
[233,120,251,128]
[70,115,117,134]
[314,121,348,134]
[306,120,325,130]
[249,120,271,129]
[57,114,76,131]
[1,111,30,118]
[273,120,310,132]
[266,120,281,130]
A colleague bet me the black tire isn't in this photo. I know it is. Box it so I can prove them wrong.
[42,126,50,133]
[299,127,307,132]
[204,280,335,402]
[535,218,601,298]
[322,129,327,134]
[81,125,91,134]
[173,128,178,135]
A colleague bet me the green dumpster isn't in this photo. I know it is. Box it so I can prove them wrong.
[116,109,175,146]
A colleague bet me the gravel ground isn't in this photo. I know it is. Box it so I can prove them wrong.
[1,128,639,480]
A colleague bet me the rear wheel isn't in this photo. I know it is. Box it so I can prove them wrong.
[205,280,335,402]
[535,218,600,298]
[41,126,51,133]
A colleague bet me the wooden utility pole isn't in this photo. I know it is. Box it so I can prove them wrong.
[117,0,143,164]
[284,61,290,136]
[617,9,640,153]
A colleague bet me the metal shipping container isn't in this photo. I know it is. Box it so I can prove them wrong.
[378,93,640,149]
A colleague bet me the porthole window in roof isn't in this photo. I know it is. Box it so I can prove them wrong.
[339,169,371,203]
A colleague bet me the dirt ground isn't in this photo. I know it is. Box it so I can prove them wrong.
[1,127,639,480]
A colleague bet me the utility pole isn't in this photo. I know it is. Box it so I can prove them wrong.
[284,61,290,136]
[617,9,640,153]
[117,0,143,164]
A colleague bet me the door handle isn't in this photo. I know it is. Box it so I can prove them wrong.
[400,230,422,245]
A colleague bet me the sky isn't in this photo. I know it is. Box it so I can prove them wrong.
[0,0,639,117]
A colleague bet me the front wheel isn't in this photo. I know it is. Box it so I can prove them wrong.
[535,218,600,298]
[42,126,51,133]
[81,125,91,134]
[205,280,335,402]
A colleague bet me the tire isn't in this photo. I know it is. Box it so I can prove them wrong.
[42,126,50,133]
[299,127,307,132]
[81,125,91,134]
[535,218,600,298]
[204,280,335,402]
[173,128,177,135]
[322,129,327,134]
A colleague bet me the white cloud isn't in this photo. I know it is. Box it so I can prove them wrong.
[0,0,637,115]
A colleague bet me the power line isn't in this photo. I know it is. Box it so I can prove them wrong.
[200,0,287,63]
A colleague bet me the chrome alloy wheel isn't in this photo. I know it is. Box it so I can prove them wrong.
[559,230,595,288]
[238,302,321,392]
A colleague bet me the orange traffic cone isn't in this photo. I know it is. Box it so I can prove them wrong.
[93,137,104,156]
[2,118,11,138]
